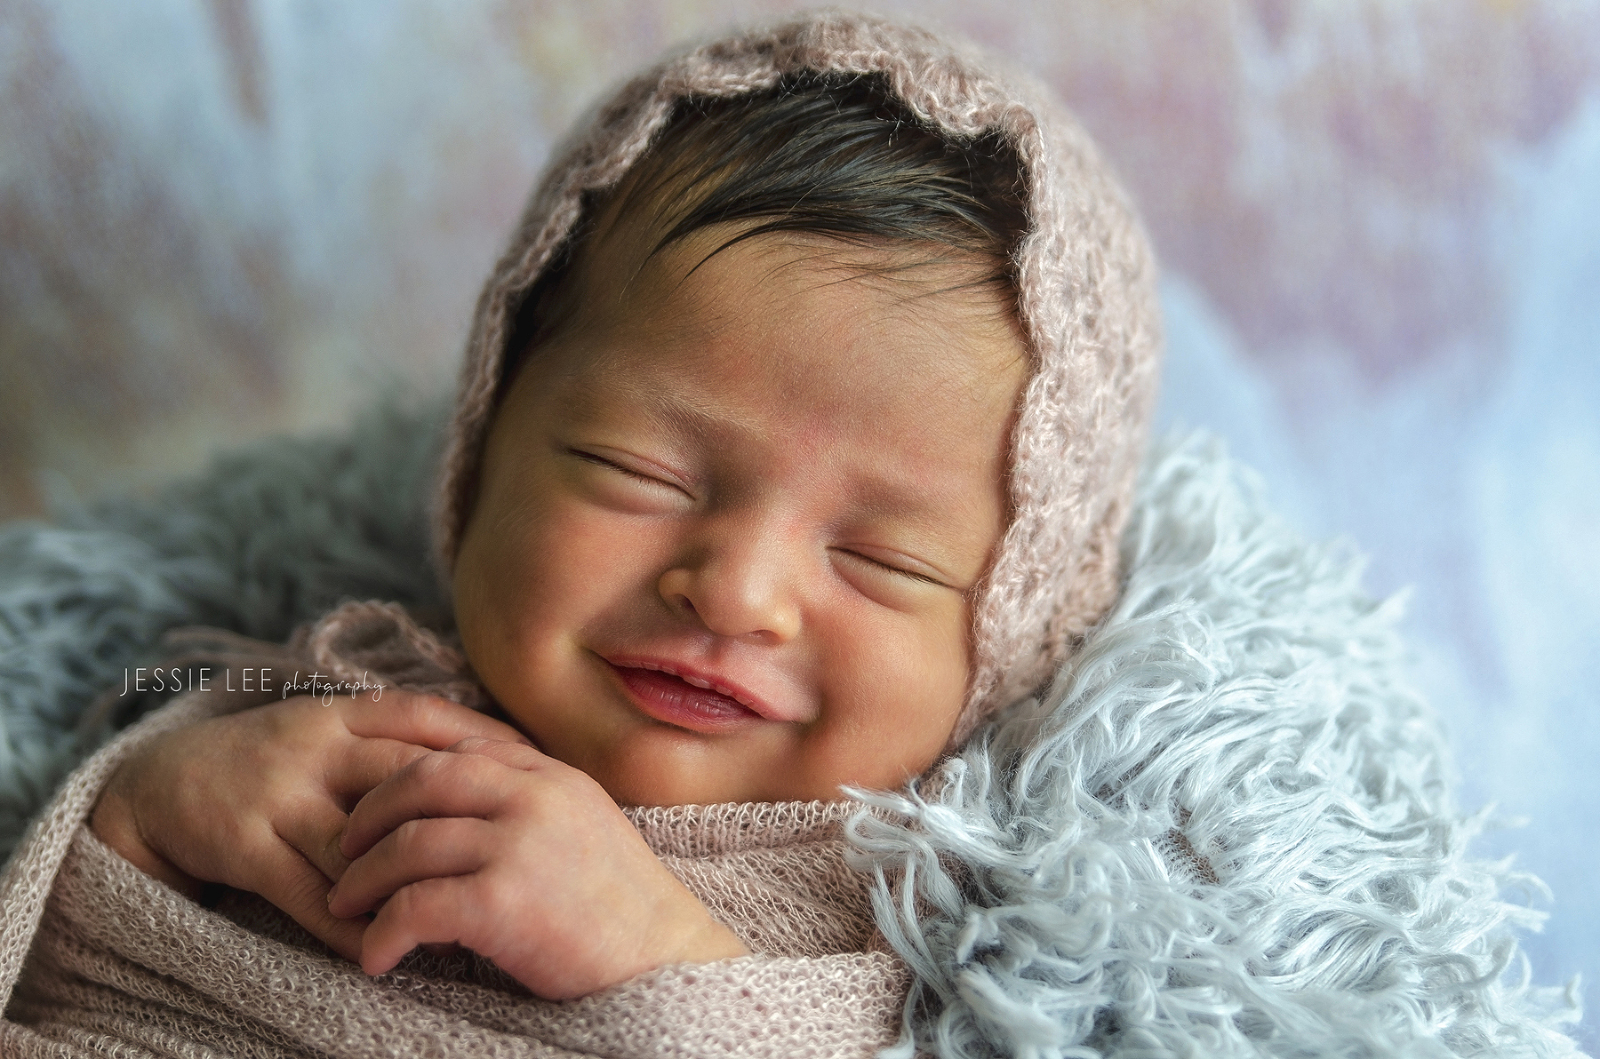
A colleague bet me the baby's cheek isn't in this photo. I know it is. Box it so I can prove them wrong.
[453,551,563,726]
[899,614,973,760]
[806,623,968,791]
[458,497,611,647]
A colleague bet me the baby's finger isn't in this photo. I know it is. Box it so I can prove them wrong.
[324,738,437,808]
[337,689,530,750]
[327,816,492,918]
[442,736,552,771]
[357,875,487,977]
[341,751,517,858]
[252,844,369,964]
[274,798,355,884]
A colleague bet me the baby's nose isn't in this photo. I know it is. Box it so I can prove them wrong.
[657,532,801,644]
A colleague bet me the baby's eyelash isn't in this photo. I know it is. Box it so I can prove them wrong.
[569,449,660,483]
[842,549,947,588]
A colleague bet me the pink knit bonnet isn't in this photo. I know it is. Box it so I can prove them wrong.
[435,11,1162,745]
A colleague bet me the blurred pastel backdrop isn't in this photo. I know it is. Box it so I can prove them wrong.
[2,0,1596,1044]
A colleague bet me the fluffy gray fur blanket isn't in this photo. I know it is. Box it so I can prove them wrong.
[0,403,1584,1057]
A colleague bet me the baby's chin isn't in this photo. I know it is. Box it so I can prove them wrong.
[570,730,838,807]
[597,754,799,809]
[586,733,943,809]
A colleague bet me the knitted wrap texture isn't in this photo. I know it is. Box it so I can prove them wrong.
[0,610,909,1059]
[433,11,1163,742]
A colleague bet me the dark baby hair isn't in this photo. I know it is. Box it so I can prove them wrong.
[503,72,1029,374]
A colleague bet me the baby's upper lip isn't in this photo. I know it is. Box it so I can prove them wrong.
[600,653,802,723]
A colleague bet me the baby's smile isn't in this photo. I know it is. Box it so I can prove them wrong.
[603,658,779,730]
[451,226,1027,805]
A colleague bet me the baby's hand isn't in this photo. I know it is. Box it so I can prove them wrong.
[326,737,750,999]
[90,690,530,962]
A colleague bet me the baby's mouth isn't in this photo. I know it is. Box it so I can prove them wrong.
[607,661,763,731]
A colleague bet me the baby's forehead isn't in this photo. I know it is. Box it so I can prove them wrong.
[579,215,1019,338]
[553,225,1026,379]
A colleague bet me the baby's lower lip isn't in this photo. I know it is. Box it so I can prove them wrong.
[608,663,762,731]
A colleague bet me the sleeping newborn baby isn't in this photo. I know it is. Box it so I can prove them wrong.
[85,17,1159,1004]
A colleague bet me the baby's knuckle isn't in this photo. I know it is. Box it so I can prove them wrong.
[276,699,338,740]
[545,766,603,807]
[396,690,444,725]
[396,882,447,931]
[407,750,454,785]
[247,704,296,740]
[383,884,420,926]
[279,694,323,718]
[391,818,430,857]
[387,691,421,722]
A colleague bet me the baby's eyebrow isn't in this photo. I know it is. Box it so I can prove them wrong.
[568,373,736,439]
[637,392,743,439]
[848,476,977,529]
[635,396,949,512]
[586,379,988,545]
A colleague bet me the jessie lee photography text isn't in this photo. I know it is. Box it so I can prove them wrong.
[121,667,385,704]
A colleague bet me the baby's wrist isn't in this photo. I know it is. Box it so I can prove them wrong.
[528,896,750,998]
[638,894,750,973]
[666,915,750,966]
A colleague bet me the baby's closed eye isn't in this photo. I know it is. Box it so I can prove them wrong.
[568,448,663,483]
[563,446,695,507]
[831,545,951,589]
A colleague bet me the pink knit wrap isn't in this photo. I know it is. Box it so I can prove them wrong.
[434,11,1163,742]
[0,604,910,1058]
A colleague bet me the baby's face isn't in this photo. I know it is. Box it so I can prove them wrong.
[453,226,1026,805]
